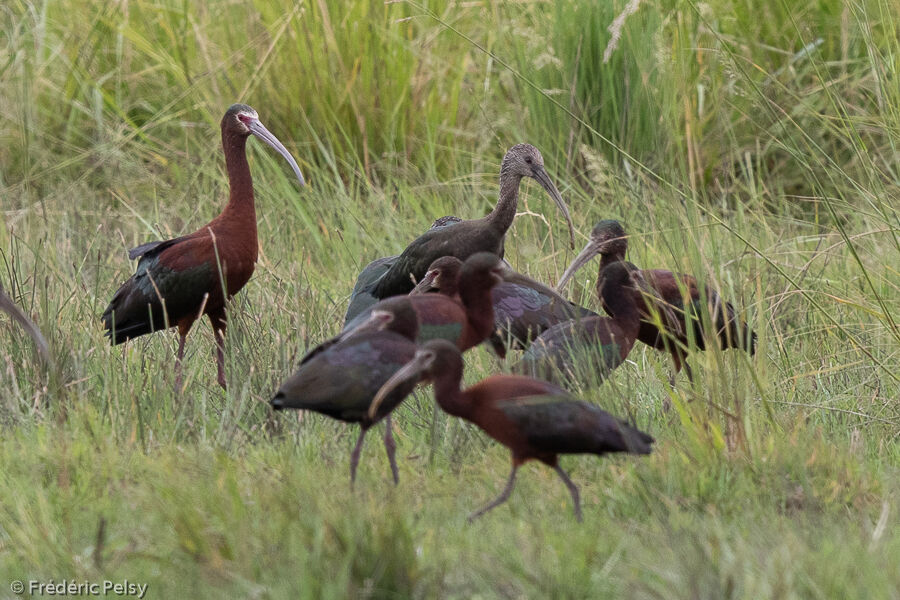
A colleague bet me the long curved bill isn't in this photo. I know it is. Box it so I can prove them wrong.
[556,240,601,291]
[532,167,575,249]
[248,119,306,186]
[409,270,438,295]
[367,351,430,420]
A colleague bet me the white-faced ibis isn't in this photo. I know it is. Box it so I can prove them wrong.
[368,339,653,521]
[516,261,642,385]
[346,252,507,357]
[410,256,597,349]
[271,298,420,485]
[343,215,462,327]
[556,220,757,381]
[370,144,576,299]
[101,104,304,390]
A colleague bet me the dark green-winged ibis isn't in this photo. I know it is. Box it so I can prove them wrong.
[343,215,462,327]
[516,261,642,385]
[368,339,653,521]
[346,252,507,357]
[410,256,597,349]
[556,220,756,381]
[271,298,420,485]
[101,104,305,390]
[370,144,576,299]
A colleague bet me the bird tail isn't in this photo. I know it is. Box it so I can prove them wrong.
[617,421,655,455]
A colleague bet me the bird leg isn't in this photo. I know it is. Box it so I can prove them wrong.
[208,311,227,390]
[382,415,400,485]
[349,428,368,489]
[174,330,188,394]
[553,464,583,523]
[468,464,518,523]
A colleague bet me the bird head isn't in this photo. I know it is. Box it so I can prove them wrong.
[556,219,629,291]
[460,252,507,290]
[500,144,575,249]
[367,339,460,420]
[222,103,306,186]
[410,256,463,295]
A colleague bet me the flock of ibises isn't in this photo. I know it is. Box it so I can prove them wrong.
[101,104,756,521]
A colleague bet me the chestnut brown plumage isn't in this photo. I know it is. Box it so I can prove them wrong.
[516,261,642,386]
[369,339,653,522]
[371,144,575,299]
[346,252,507,357]
[101,104,305,390]
[557,220,756,381]
[271,298,420,486]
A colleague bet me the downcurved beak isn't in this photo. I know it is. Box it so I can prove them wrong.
[247,119,306,186]
[345,310,390,339]
[556,240,601,291]
[532,166,575,249]
[367,351,431,420]
[409,270,438,295]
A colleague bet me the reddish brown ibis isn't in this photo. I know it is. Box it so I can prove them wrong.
[411,256,597,349]
[346,252,506,357]
[271,298,420,485]
[101,104,305,389]
[556,220,757,380]
[369,339,654,521]
[370,144,576,299]
[516,261,642,385]
[343,215,462,327]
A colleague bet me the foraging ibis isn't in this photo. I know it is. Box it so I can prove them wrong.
[343,215,462,327]
[516,261,642,385]
[101,104,305,390]
[272,298,420,485]
[556,220,756,380]
[410,256,597,349]
[347,252,507,357]
[370,144,576,299]
[368,339,653,521]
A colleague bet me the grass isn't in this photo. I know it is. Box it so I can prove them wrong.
[1,0,898,597]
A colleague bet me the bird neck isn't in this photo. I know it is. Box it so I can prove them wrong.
[459,280,495,340]
[600,279,642,338]
[220,130,256,225]
[486,168,524,234]
[596,253,628,298]
[432,361,470,418]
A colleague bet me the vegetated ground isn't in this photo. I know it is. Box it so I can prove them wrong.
[1,0,898,597]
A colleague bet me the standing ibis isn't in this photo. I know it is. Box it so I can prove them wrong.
[346,252,507,357]
[343,215,461,327]
[516,261,642,385]
[411,256,597,349]
[101,104,305,390]
[556,220,756,380]
[271,298,420,485]
[368,339,653,521]
[370,144,576,299]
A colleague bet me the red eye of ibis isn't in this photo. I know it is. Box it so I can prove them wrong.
[238,114,253,124]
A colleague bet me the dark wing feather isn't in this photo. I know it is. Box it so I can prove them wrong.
[127,237,186,261]
[273,332,418,423]
[516,317,627,385]
[343,255,397,328]
[493,273,597,347]
[371,222,503,299]
[102,237,215,344]
[497,396,654,455]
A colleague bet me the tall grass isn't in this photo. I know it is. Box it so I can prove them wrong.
[1,0,898,597]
